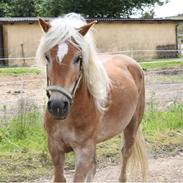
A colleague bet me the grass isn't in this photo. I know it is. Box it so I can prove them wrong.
[0,67,41,76]
[0,101,49,182]
[0,100,45,152]
[0,152,51,182]
[139,58,183,71]
[0,100,183,181]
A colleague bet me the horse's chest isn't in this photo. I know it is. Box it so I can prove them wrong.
[52,125,77,148]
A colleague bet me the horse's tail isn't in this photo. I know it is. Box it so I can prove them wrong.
[129,128,149,181]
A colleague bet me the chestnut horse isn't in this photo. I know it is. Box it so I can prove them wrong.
[36,13,148,182]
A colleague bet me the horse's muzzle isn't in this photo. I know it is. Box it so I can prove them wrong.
[47,98,70,120]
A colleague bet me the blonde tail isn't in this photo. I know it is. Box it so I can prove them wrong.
[129,128,149,181]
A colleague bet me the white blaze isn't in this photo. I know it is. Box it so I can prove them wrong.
[57,43,68,62]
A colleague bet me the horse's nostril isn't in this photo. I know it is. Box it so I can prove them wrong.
[47,100,52,112]
[63,101,68,113]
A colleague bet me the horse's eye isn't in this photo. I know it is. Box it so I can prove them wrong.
[45,55,50,63]
[74,56,82,64]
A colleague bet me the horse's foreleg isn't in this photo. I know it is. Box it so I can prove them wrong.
[48,137,66,182]
[73,141,96,182]
[85,152,96,182]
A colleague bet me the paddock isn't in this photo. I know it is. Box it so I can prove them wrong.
[0,17,183,182]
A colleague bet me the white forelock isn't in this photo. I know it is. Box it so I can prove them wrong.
[36,13,110,112]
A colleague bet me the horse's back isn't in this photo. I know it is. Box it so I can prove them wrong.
[97,54,145,142]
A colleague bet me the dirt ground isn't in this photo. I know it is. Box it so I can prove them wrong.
[92,154,183,182]
[36,153,183,182]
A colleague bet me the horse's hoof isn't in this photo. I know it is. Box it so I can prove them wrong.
[54,177,66,183]
[119,176,127,182]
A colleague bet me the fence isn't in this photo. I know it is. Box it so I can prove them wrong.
[0,49,183,66]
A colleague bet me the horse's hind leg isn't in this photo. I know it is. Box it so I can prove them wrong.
[119,85,148,182]
[119,115,138,182]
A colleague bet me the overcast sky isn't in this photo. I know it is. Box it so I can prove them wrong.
[154,0,183,18]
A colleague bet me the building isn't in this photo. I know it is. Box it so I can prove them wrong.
[0,17,182,66]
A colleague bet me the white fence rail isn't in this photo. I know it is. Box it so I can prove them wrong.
[0,49,183,65]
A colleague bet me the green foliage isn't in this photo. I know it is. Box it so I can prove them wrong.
[36,0,165,18]
[36,0,64,17]
[0,1,9,17]
[0,67,41,76]
[0,0,34,17]
[0,0,165,18]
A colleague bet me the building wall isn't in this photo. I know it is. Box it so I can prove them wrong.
[94,23,177,60]
[2,21,177,66]
[3,23,42,66]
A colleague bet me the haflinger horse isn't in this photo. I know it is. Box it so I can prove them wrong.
[36,13,148,182]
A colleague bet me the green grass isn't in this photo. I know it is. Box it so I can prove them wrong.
[0,67,41,76]
[140,58,183,71]
[143,104,183,132]
[0,102,49,182]
[0,151,51,182]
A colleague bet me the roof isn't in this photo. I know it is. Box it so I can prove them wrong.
[0,17,52,24]
[0,17,183,24]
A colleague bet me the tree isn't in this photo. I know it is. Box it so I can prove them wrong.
[141,9,155,19]
[0,0,166,18]
[0,0,11,17]
[36,0,64,17]
[4,0,37,17]
[37,0,165,18]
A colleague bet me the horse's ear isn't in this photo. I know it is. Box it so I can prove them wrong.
[78,21,97,36]
[38,18,51,33]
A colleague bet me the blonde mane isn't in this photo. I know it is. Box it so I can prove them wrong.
[36,13,110,111]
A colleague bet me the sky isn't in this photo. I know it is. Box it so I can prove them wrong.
[154,0,183,18]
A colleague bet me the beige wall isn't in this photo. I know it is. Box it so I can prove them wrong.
[94,23,177,60]
[3,21,177,66]
[3,23,42,66]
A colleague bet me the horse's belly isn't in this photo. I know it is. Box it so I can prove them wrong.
[96,104,135,143]
[96,80,138,142]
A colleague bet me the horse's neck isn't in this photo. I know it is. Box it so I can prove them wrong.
[73,79,90,106]
[71,78,97,116]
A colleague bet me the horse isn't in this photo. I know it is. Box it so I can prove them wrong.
[36,13,148,182]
